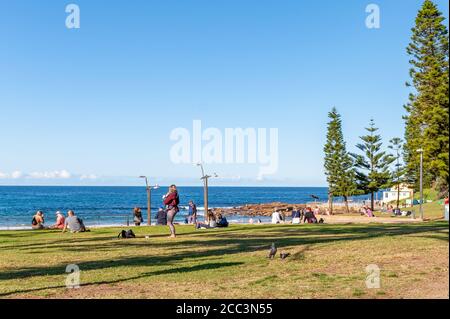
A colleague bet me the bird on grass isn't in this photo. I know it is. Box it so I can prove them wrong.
[268,243,277,259]
[280,253,291,260]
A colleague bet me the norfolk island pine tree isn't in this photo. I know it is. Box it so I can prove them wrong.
[350,119,395,212]
[323,107,357,214]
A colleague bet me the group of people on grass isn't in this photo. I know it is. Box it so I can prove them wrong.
[272,206,324,225]
[133,185,228,237]
[360,205,375,217]
[381,204,412,217]
[30,184,228,239]
[31,210,88,233]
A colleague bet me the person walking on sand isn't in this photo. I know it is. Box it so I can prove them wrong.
[163,185,180,238]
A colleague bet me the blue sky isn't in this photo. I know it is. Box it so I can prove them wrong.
[0,0,448,186]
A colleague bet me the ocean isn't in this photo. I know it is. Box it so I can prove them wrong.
[0,186,377,229]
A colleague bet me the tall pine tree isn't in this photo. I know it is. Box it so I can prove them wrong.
[404,0,449,192]
[351,119,394,211]
[324,108,356,214]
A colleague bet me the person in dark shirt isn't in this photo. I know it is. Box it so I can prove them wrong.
[31,211,46,230]
[133,207,144,226]
[291,207,301,224]
[304,207,318,224]
[188,200,198,224]
[156,208,167,225]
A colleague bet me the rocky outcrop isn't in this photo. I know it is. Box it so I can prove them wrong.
[212,202,361,217]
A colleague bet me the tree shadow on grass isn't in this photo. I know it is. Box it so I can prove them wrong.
[0,222,447,284]
[5,222,448,255]
[0,223,448,296]
[0,262,243,297]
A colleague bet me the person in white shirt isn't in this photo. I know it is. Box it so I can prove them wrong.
[272,209,283,224]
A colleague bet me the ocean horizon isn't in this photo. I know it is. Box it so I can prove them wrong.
[0,186,380,230]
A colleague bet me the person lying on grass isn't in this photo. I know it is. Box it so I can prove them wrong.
[62,210,89,233]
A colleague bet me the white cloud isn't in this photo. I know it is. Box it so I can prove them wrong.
[0,171,23,179]
[12,171,23,179]
[80,174,98,180]
[28,170,72,179]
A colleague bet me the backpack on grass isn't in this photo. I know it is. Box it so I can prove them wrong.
[118,229,136,239]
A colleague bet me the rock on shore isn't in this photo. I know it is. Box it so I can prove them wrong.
[212,202,361,217]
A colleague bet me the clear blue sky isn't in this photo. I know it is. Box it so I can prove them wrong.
[0,0,448,186]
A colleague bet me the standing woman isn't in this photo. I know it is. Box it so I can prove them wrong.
[163,185,180,238]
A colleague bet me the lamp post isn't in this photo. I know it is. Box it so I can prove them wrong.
[139,176,159,226]
[196,163,218,222]
[416,149,424,220]
[415,123,428,221]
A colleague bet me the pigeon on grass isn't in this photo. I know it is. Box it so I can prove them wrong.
[268,243,277,259]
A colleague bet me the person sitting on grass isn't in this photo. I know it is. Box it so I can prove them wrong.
[62,210,88,233]
[271,209,283,224]
[196,210,217,229]
[303,207,318,224]
[216,213,229,228]
[31,211,46,230]
[156,207,167,225]
[363,206,375,218]
[291,207,301,224]
[208,210,217,228]
[314,206,321,216]
[50,211,65,229]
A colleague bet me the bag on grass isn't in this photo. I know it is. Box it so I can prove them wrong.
[118,229,136,239]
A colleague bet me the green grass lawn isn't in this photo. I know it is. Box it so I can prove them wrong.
[381,201,447,220]
[414,201,447,220]
[0,221,448,299]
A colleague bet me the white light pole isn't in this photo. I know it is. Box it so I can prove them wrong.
[196,163,218,222]
[139,176,159,226]
[416,149,424,220]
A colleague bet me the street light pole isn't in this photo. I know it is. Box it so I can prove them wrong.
[196,163,217,223]
[416,123,428,221]
[419,150,424,220]
[139,176,159,226]
[415,149,424,220]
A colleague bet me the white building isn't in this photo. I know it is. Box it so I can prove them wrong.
[382,184,414,204]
